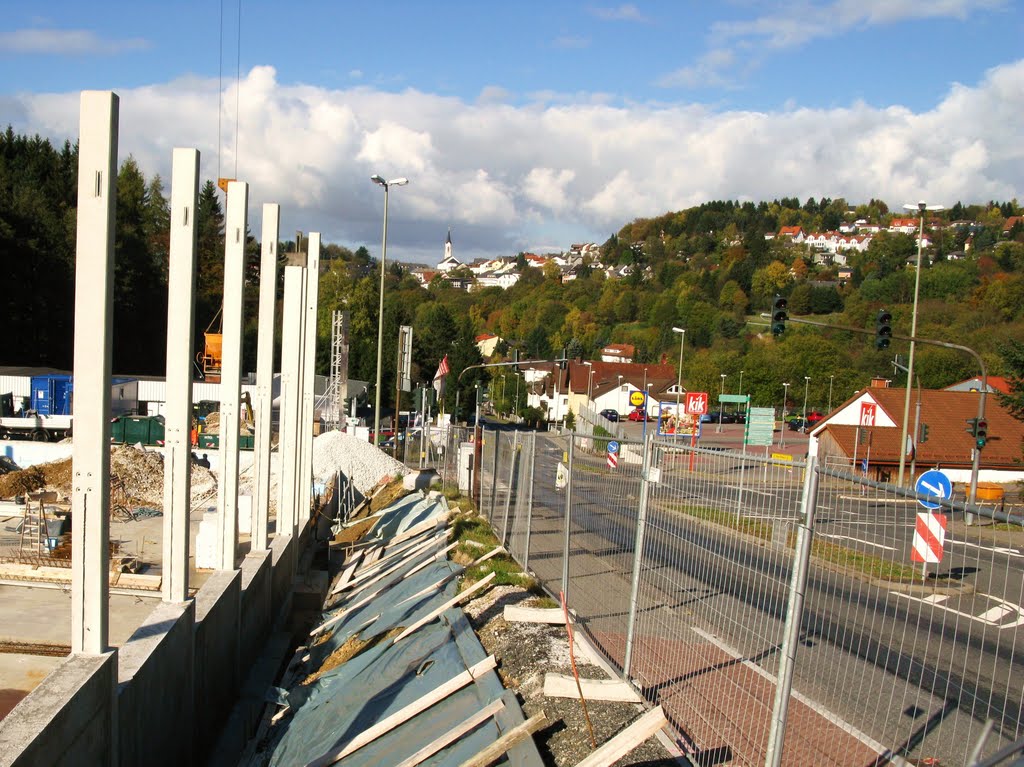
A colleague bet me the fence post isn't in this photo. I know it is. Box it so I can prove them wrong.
[765,454,820,767]
[561,434,575,603]
[501,432,519,545]
[488,429,500,522]
[623,434,655,678]
[523,432,536,572]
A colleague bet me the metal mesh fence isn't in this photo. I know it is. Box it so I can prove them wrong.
[474,428,1024,766]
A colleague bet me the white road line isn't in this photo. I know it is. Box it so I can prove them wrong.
[890,592,1024,630]
[947,539,1023,559]
[819,533,898,551]
[689,627,908,765]
[921,594,948,604]
[726,485,774,497]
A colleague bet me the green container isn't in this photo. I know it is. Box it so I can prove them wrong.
[110,415,165,445]
[198,433,253,450]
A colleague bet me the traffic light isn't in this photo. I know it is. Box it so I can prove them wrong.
[975,418,988,449]
[875,310,893,350]
[771,295,788,336]
[918,423,929,443]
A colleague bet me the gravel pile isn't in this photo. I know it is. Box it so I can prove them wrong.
[311,431,407,494]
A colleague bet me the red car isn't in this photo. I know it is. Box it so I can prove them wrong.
[628,409,653,422]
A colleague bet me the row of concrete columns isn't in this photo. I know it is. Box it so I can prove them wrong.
[70,90,320,652]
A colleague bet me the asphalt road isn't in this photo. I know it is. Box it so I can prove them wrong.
[484,429,1023,765]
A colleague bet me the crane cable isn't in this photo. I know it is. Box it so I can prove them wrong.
[216,0,244,185]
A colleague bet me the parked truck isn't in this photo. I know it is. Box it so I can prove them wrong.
[0,375,138,442]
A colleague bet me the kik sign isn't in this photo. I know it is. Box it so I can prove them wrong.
[685,392,709,415]
[859,402,877,427]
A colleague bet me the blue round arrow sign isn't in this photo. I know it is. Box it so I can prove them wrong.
[607,440,620,454]
[915,469,952,509]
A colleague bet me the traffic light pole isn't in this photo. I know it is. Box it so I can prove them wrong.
[771,315,988,505]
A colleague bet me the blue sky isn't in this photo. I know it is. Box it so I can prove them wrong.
[2,2,1022,263]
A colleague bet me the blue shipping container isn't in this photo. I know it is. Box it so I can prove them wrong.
[30,374,73,416]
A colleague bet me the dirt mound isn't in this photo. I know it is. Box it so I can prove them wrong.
[0,445,217,511]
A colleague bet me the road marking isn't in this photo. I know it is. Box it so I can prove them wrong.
[947,539,1023,559]
[890,592,1024,630]
[921,594,948,604]
[819,533,897,551]
[726,485,774,497]
[837,496,915,504]
[690,627,908,765]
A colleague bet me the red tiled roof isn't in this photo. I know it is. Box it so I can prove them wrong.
[779,226,803,236]
[817,388,1024,468]
[568,361,676,396]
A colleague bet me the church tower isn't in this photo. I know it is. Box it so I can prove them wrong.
[438,228,461,273]
[444,228,453,262]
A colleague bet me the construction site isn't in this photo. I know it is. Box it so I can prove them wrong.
[0,92,678,767]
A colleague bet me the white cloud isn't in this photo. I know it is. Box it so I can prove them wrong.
[590,4,649,22]
[657,49,737,89]
[0,28,149,55]
[7,60,1023,264]
[712,0,1008,49]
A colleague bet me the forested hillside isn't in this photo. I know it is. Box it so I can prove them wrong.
[2,128,1022,416]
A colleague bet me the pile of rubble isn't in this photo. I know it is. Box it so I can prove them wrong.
[311,431,407,494]
[0,445,218,510]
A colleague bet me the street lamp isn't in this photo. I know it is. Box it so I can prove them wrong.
[617,374,623,416]
[672,327,686,439]
[802,376,810,432]
[717,374,727,432]
[898,199,943,486]
[369,174,409,443]
[644,382,653,443]
[780,382,791,447]
[828,375,834,413]
[738,369,744,418]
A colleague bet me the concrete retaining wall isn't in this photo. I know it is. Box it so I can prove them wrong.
[270,534,294,619]
[239,550,272,673]
[0,653,116,767]
[117,601,195,767]
[192,569,241,764]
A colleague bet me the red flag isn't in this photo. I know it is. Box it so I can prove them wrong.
[433,355,449,403]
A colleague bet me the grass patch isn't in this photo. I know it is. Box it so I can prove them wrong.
[449,509,540,591]
[669,503,774,541]
[809,538,920,582]
[988,523,1024,533]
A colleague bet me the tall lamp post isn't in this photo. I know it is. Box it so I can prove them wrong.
[617,375,624,416]
[369,174,408,443]
[738,369,744,418]
[801,376,811,432]
[641,368,649,443]
[828,375,834,413]
[717,374,727,432]
[898,199,943,486]
[584,361,594,410]
[672,327,686,439]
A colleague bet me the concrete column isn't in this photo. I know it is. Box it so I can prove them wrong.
[252,204,280,552]
[71,91,118,655]
[277,264,306,539]
[216,181,249,571]
[162,148,200,603]
[299,233,321,521]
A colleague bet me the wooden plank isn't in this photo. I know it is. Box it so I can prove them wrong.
[396,545,504,607]
[332,551,362,592]
[305,655,497,767]
[542,674,642,703]
[457,711,548,767]
[503,606,565,624]
[572,707,668,767]
[355,528,446,577]
[392,571,496,645]
[332,534,447,595]
[393,697,505,767]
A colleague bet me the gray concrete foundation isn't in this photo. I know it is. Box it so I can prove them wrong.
[239,550,273,673]
[0,653,117,767]
[193,569,242,763]
[117,601,195,767]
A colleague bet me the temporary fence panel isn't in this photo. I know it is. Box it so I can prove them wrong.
[473,429,1024,767]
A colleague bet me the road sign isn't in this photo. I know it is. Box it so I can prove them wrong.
[607,440,620,454]
[629,390,646,407]
[915,469,952,509]
[859,402,877,427]
[771,453,793,462]
[607,450,618,469]
[910,512,947,563]
[719,394,747,404]
[744,406,775,447]
[685,392,708,415]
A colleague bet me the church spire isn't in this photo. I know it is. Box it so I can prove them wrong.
[444,228,453,262]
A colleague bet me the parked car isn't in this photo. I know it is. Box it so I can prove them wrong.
[700,411,737,424]
[599,408,620,422]
[787,412,824,432]
[628,409,653,422]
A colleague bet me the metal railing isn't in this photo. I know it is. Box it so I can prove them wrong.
[472,428,1024,767]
